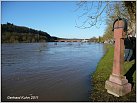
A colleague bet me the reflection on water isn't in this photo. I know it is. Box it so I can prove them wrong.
[2,42,105,101]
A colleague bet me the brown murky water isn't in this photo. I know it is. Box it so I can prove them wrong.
[2,42,105,101]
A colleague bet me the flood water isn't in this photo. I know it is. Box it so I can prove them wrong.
[2,42,105,102]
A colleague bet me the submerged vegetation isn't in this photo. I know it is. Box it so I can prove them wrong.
[90,45,136,102]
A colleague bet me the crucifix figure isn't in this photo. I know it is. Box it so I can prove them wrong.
[105,17,131,97]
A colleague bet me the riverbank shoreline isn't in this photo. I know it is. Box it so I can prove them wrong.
[90,44,136,102]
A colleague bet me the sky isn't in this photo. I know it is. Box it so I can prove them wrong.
[1,1,107,39]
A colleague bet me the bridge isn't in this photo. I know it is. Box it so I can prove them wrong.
[55,39,89,42]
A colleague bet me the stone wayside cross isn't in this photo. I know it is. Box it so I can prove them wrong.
[105,17,131,97]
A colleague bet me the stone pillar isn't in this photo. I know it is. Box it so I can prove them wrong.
[105,17,131,97]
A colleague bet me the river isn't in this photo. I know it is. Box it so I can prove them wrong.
[2,42,106,102]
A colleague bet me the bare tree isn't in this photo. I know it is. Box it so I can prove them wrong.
[75,1,136,36]
[124,1,136,35]
[75,1,112,29]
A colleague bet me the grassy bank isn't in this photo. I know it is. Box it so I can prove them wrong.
[90,45,136,102]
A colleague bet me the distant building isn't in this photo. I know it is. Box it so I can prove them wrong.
[81,39,89,42]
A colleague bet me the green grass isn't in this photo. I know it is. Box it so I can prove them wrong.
[90,44,136,102]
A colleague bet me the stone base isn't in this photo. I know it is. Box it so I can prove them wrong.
[105,75,131,97]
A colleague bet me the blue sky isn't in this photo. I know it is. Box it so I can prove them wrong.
[2,1,107,39]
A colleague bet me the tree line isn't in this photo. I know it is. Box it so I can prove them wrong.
[1,23,58,43]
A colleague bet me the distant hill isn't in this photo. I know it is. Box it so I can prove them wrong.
[1,23,59,43]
